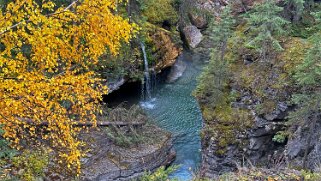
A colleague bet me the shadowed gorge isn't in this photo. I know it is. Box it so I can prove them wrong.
[1,0,321,181]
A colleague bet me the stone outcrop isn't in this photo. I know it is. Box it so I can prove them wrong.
[188,12,208,29]
[200,89,290,177]
[182,26,203,49]
[150,29,182,71]
[108,78,126,93]
[80,126,175,181]
[166,54,187,83]
[183,0,300,178]
[105,27,182,93]
[203,100,321,175]
[286,123,321,170]
[179,0,230,50]
[200,66,321,178]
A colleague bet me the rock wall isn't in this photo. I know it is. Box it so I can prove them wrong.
[105,27,182,93]
[200,89,290,177]
[149,29,182,72]
[201,85,321,178]
[81,127,176,181]
[187,0,321,179]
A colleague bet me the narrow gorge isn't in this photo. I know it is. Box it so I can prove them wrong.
[1,0,321,181]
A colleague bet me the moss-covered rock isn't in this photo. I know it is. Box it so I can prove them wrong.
[143,25,182,71]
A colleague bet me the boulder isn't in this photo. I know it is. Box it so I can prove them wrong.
[166,56,187,83]
[182,25,203,49]
[150,30,182,71]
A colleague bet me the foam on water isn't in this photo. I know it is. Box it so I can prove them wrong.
[140,98,157,110]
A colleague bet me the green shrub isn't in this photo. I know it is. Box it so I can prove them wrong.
[0,126,17,180]
[12,150,49,181]
[138,166,178,181]
[272,131,289,143]
[137,0,178,26]
[301,170,321,181]
[0,126,17,161]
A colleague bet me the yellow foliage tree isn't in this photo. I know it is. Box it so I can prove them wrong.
[0,0,135,175]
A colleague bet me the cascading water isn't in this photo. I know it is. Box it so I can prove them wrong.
[142,51,204,180]
[140,42,156,109]
[141,42,152,100]
[104,50,204,180]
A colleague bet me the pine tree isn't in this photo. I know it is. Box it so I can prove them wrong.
[245,0,289,61]
[210,7,235,61]
[289,7,321,123]
[194,49,229,107]
[194,7,234,107]
[289,12,321,167]
[289,33,321,121]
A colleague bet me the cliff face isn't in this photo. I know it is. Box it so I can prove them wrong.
[107,27,182,93]
[187,0,321,179]
[80,125,176,181]
[149,28,182,72]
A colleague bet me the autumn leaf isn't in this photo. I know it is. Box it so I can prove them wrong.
[0,0,136,176]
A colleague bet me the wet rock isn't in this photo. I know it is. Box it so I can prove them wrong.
[166,56,187,83]
[183,25,203,49]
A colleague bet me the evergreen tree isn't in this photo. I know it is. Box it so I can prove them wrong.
[210,7,235,61]
[194,49,229,107]
[289,8,321,124]
[245,0,289,61]
[289,12,321,167]
[194,7,234,107]
[289,33,321,122]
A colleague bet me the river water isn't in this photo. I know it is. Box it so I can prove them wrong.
[104,51,204,180]
[141,51,204,180]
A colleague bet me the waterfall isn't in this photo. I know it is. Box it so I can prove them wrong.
[140,42,152,100]
[140,42,156,109]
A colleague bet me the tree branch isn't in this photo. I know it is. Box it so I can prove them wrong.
[0,0,79,35]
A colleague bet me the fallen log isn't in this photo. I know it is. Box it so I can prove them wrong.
[76,121,146,127]
[16,117,146,127]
